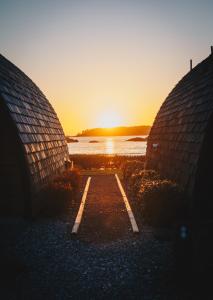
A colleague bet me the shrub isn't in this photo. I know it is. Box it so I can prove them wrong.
[41,182,71,217]
[122,160,145,183]
[138,179,188,227]
[127,169,160,198]
[39,169,80,218]
[125,167,190,230]
[62,168,80,193]
[70,154,145,170]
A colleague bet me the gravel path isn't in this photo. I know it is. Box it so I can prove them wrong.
[1,174,194,299]
[77,175,133,243]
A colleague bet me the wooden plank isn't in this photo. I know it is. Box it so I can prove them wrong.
[72,177,91,234]
[115,174,139,233]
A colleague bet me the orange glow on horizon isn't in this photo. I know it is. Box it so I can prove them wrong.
[4,2,212,135]
[97,110,123,128]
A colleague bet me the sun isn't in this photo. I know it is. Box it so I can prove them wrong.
[98,110,123,128]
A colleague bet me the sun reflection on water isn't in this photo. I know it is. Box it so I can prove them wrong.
[105,138,114,155]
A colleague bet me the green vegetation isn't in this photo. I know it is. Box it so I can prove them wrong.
[80,169,123,177]
[76,125,150,136]
[123,160,145,184]
[139,179,187,227]
[38,169,80,218]
[70,154,145,170]
[122,162,188,227]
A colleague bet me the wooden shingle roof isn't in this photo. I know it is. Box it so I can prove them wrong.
[146,53,213,195]
[0,54,69,193]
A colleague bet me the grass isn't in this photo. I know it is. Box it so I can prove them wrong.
[80,168,123,177]
[69,154,145,170]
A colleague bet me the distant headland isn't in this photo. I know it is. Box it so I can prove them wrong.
[76,125,151,137]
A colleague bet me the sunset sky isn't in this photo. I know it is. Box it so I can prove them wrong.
[0,0,213,135]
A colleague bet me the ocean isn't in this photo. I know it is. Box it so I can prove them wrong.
[67,135,147,156]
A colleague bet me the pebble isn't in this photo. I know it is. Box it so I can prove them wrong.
[1,214,192,299]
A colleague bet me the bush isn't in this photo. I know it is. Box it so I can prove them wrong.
[127,170,160,198]
[39,169,80,218]
[122,160,145,183]
[62,168,80,192]
[70,154,145,170]
[124,167,189,227]
[138,179,188,227]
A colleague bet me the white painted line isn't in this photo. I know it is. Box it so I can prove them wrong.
[115,174,139,233]
[72,177,91,234]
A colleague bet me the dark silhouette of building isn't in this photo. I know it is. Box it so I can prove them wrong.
[0,55,69,216]
[146,52,213,219]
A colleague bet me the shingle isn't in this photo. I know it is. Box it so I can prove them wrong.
[0,54,69,193]
[146,54,213,196]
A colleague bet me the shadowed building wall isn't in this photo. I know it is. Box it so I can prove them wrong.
[0,55,69,216]
[146,53,213,217]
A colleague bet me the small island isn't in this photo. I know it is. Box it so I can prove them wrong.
[77,125,151,137]
[66,137,79,143]
[126,137,148,142]
[89,140,99,143]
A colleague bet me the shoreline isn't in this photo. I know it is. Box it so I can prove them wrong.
[69,134,149,138]
[69,153,146,156]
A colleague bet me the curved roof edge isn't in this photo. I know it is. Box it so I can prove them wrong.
[146,53,213,195]
[0,54,69,193]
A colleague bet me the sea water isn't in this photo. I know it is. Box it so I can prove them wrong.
[68,135,147,156]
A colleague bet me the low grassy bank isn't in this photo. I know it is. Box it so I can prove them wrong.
[69,154,145,170]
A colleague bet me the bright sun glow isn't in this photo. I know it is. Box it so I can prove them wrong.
[98,111,123,128]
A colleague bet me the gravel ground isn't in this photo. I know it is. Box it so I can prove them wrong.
[15,222,177,300]
[1,174,195,299]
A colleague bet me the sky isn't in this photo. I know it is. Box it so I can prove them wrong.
[0,0,213,135]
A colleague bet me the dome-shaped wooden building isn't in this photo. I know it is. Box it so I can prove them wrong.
[0,55,69,216]
[146,52,213,218]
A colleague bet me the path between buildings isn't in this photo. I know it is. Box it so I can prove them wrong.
[73,174,138,243]
[2,172,192,299]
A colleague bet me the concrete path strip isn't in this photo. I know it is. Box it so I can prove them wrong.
[72,177,91,234]
[115,174,139,233]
